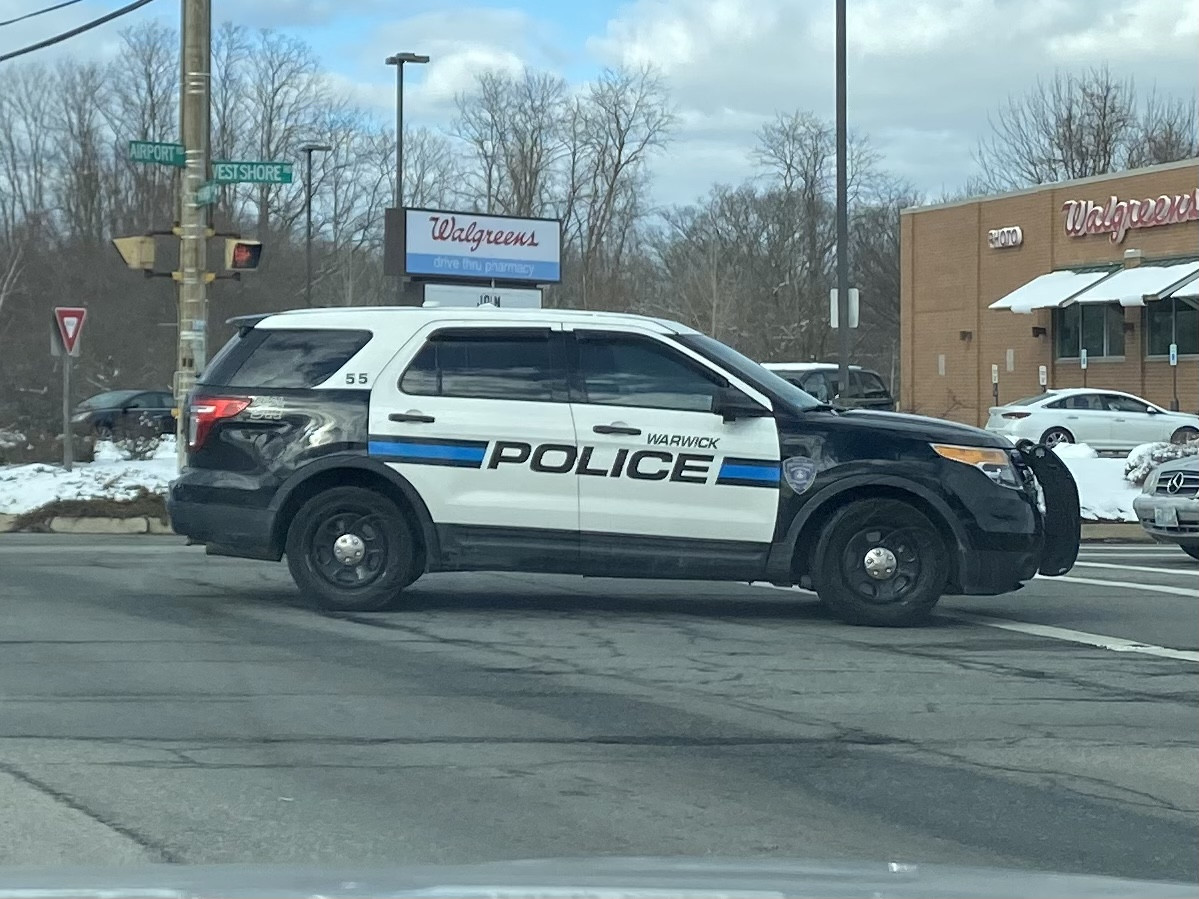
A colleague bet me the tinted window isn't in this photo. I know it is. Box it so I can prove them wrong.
[675,334,822,411]
[126,393,156,409]
[78,389,141,410]
[575,335,721,412]
[1145,296,1199,357]
[200,329,372,389]
[1012,394,1048,406]
[400,333,554,402]
[802,372,833,402]
[856,371,890,397]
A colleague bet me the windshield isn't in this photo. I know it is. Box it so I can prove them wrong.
[76,389,141,410]
[675,333,824,411]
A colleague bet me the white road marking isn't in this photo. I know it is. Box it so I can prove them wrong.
[1074,560,1199,576]
[1037,573,1197,597]
[951,612,1199,663]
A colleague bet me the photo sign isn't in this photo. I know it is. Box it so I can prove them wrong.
[385,208,562,283]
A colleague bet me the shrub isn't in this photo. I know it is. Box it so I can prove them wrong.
[1124,440,1199,486]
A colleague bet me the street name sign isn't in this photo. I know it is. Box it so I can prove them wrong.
[130,140,185,167]
[212,161,293,184]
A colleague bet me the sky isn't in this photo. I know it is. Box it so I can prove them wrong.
[1,0,1197,206]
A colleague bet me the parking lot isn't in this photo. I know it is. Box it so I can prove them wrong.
[0,535,1194,882]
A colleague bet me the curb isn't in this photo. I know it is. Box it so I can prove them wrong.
[1080,522,1152,543]
[0,516,174,535]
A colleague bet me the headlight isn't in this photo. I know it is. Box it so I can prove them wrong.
[932,443,1022,489]
[70,412,89,423]
[1142,471,1158,494]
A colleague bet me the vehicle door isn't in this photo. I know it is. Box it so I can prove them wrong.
[1101,394,1168,447]
[564,326,780,577]
[370,322,579,566]
[1055,393,1113,448]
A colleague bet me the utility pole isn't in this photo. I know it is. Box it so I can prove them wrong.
[301,143,332,307]
[385,52,429,305]
[834,0,850,403]
[176,0,211,469]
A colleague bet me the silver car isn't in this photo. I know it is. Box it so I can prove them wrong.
[1133,456,1199,560]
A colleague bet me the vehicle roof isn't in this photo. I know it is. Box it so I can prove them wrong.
[235,306,699,336]
[1022,387,1159,403]
[761,362,865,372]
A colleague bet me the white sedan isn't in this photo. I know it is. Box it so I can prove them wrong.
[985,388,1199,451]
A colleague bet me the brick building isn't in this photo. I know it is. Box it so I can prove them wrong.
[900,159,1198,426]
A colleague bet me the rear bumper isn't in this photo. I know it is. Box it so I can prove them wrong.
[167,491,279,560]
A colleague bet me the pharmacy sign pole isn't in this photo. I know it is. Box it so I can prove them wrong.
[52,306,87,472]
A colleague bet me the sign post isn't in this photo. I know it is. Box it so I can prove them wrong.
[1169,343,1179,411]
[1038,364,1048,392]
[1080,348,1088,388]
[829,287,860,329]
[991,363,999,404]
[52,307,87,472]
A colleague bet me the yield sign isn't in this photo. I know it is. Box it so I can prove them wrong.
[54,306,88,356]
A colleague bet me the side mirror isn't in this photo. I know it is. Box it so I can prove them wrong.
[712,386,770,422]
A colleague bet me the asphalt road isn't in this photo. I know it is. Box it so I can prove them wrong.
[0,535,1195,884]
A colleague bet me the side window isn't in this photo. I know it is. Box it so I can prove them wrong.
[1045,398,1067,409]
[857,371,890,397]
[1066,394,1103,410]
[1103,394,1150,414]
[127,393,154,409]
[802,373,831,402]
[399,333,555,402]
[203,329,372,389]
[574,334,724,413]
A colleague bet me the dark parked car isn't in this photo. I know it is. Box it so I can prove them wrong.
[762,363,895,411]
[71,389,176,438]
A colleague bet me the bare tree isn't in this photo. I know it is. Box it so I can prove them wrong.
[974,67,1197,191]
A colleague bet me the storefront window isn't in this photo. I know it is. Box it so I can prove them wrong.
[1144,297,1199,357]
[1054,303,1124,359]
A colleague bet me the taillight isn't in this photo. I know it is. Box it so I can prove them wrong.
[1002,412,1031,419]
[187,396,250,451]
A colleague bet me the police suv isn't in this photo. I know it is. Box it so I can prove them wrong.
[168,306,1080,626]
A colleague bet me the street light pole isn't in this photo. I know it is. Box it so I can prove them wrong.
[300,142,331,307]
[834,0,850,403]
[385,51,429,304]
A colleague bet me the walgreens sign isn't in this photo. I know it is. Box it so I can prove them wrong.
[402,209,562,283]
[1061,189,1199,244]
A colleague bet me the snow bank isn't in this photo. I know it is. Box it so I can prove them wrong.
[1052,442,1138,522]
[0,437,177,515]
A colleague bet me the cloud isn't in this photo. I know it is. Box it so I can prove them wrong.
[589,0,1199,203]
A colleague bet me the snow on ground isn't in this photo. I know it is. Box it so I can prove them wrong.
[1053,442,1139,523]
[0,438,177,515]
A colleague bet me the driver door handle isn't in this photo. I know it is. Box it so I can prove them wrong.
[389,411,436,424]
[593,423,641,436]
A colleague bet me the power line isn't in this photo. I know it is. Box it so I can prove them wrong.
[0,0,159,64]
[0,0,85,29]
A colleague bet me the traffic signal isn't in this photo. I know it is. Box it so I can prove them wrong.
[224,239,262,272]
[111,236,155,270]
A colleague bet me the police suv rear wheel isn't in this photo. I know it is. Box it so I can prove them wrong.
[285,486,418,612]
[812,499,947,627]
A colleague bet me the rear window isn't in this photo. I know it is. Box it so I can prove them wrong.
[199,328,372,389]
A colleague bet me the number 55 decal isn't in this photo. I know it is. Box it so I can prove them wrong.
[344,373,368,385]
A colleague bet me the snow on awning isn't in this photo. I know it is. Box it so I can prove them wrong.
[988,269,1118,314]
[1066,259,1199,308]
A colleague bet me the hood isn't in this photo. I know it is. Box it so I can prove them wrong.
[1153,454,1199,475]
[833,408,1010,448]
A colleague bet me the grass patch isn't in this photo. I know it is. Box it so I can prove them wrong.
[10,488,167,532]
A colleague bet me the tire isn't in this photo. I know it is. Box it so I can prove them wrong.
[1182,545,1199,561]
[1039,427,1073,448]
[285,486,419,612]
[811,498,949,627]
[1170,427,1198,445]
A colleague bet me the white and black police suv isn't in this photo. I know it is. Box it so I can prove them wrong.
[168,306,1080,626]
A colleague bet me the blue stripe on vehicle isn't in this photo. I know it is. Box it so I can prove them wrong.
[367,440,487,464]
[717,460,780,483]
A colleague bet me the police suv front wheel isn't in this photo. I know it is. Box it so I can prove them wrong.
[812,498,948,627]
[285,486,420,612]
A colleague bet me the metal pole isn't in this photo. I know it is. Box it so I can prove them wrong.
[834,0,850,403]
[62,354,72,472]
[395,60,404,304]
[176,0,210,471]
[305,148,313,306]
